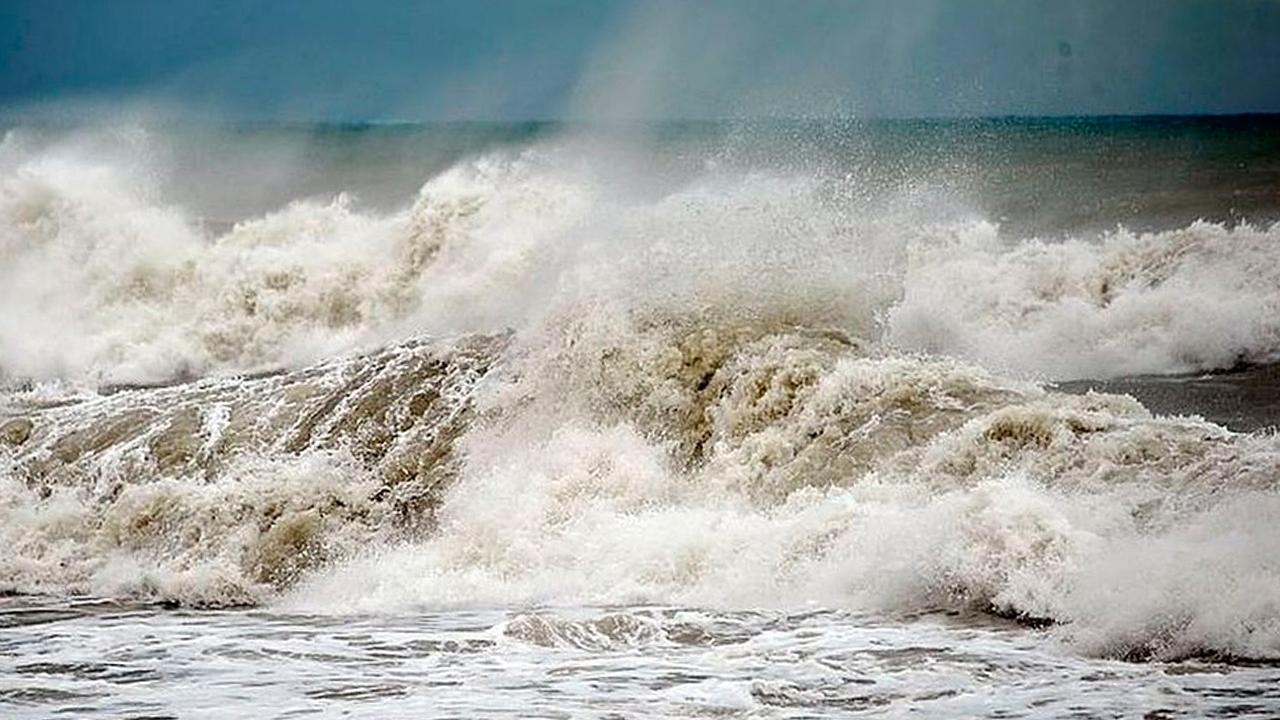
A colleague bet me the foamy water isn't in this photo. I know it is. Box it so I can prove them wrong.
[2,120,1279,716]
[5,601,1280,719]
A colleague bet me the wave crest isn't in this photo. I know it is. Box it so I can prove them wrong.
[3,133,1280,663]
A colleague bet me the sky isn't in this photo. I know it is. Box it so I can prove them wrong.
[2,0,1279,121]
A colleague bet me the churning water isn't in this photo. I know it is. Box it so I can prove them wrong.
[2,118,1280,717]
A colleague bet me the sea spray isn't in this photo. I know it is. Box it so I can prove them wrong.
[2,126,1280,665]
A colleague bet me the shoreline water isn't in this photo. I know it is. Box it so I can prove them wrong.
[3,118,1280,716]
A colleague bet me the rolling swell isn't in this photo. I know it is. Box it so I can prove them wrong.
[2,132,1280,663]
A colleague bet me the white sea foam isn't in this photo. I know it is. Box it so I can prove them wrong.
[287,334,1280,661]
[887,220,1280,379]
[6,130,1279,385]
[3,129,1280,663]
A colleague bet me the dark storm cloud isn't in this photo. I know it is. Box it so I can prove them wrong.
[1,0,1278,120]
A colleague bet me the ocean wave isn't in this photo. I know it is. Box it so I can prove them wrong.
[1,335,498,605]
[888,220,1280,378]
[3,131,1280,662]
[5,132,1279,385]
[4,320,1279,661]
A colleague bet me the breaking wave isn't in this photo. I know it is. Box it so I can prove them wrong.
[4,129,1280,385]
[3,129,1280,663]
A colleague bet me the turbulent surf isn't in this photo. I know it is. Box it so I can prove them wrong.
[3,119,1280,716]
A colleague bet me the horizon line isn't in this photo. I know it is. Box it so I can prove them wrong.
[5,110,1280,128]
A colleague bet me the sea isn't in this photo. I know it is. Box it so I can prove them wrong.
[2,116,1279,718]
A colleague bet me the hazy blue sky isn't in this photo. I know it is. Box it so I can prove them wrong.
[2,0,1279,120]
